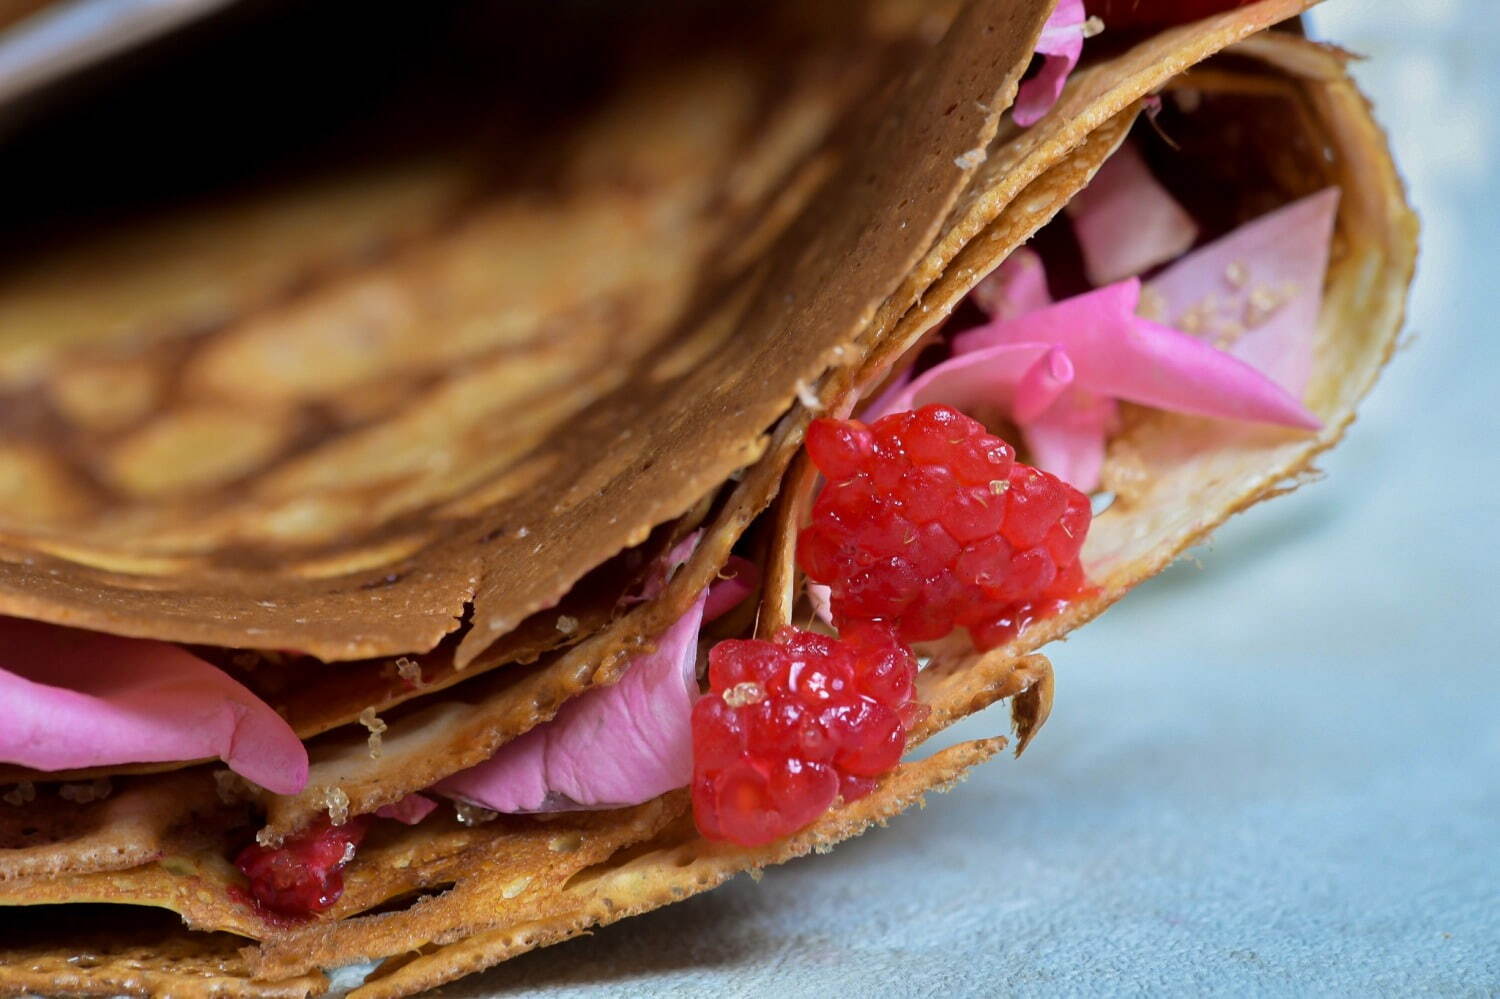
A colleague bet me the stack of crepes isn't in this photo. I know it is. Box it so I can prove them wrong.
[0,0,1415,996]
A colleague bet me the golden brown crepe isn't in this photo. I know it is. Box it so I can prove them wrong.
[0,0,1415,995]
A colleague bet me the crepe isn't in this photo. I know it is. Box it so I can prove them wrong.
[0,0,1415,995]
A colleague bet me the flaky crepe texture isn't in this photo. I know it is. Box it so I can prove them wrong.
[0,0,1414,995]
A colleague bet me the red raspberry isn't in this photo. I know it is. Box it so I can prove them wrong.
[233,817,370,919]
[691,623,923,846]
[1093,0,1255,30]
[799,404,1091,649]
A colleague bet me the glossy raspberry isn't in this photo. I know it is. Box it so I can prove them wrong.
[799,404,1091,649]
[234,817,370,919]
[1093,0,1255,30]
[691,623,924,846]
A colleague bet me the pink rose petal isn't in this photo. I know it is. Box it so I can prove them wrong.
[0,617,307,794]
[1013,346,1076,423]
[1066,141,1199,286]
[868,341,1053,421]
[971,247,1053,320]
[953,278,1318,430]
[1021,387,1119,493]
[435,592,708,813]
[1145,188,1339,395]
[434,533,757,815]
[375,793,438,825]
[704,556,758,623]
[867,272,1317,491]
[1014,0,1087,127]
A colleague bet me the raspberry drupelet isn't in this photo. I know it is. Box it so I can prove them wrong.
[234,816,370,919]
[691,622,924,847]
[798,404,1091,649]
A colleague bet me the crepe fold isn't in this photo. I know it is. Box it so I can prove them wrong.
[0,0,1414,995]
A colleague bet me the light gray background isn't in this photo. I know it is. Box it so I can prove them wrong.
[445,2,1499,995]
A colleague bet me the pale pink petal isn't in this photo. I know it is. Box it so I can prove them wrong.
[436,592,708,813]
[858,247,1046,420]
[868,341,1113,490]
[1108,315,1320,428]
[954,279,1140,355]
[863,342,1052,422]
[623,532,702,607]
[1014,0,1087,127]
[971,247,1053,319]
[808,582,834,629]
[1021,389,1118,492]
[1145,188,1339,395]
[0,618,307,794]
[1066,141,1198,285]
[953,279,1319,429]
[375,794,438,825]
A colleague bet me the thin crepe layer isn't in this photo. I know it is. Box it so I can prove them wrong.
[0,907,327,999]
[0,16,1415,999]
[0,773,230,882]
[0,792,683,946]
[0,0,1048,663]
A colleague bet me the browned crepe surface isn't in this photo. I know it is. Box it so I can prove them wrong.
[0,0,1045,662]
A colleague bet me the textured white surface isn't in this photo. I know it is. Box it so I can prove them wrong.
[445,2,1499,995]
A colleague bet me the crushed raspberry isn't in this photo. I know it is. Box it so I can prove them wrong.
[233,817,370,919]
[691,623,924,846]
[1093,0,1255,30]
[799,404,1091,649]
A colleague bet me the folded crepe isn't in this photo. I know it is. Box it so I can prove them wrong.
[0,0,1416,995]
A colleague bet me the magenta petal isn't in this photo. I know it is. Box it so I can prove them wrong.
[953,279,1319,430]
[864,342,1051,422]
[1145,188,1339,395]
[1013,347,1076,423]
[704,556,757,623]
[375,793,438,825]
[0,618,307,794]
[435,592,707,813]
[1066,141,1198,286]
[971,247,1053,320]
[1014,0,1086,127]
[954,279,1139,355]
[1103,316,1321,429]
